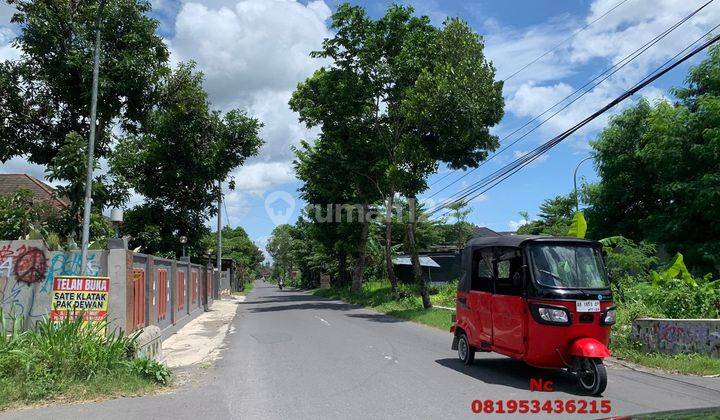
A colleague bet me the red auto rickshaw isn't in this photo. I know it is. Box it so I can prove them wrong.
[451,235,615,395]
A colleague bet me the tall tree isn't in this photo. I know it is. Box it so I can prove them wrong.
[588,46,720,274]
[291,5,504,302]
[290,34,386,292]
[0,0,169,214]
[392,18,504,307]
[293,137,363,287]
[203,226,264,282]
[110,64,263,256]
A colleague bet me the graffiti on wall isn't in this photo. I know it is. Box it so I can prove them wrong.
[0,241,106,327]
[633,318,720,358]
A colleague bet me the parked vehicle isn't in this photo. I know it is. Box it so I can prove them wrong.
[451,235,615,395]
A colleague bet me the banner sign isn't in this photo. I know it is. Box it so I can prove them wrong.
[50,276,110,321]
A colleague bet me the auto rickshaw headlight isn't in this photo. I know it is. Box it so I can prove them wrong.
[602,308,617,325]
[538,307,569,323]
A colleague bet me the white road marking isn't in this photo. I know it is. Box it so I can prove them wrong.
[314,315,330,326]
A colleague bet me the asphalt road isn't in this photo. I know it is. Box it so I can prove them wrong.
[4,280,720,419]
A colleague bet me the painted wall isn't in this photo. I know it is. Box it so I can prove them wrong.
[633,318,720,358]
[0,240,107,327]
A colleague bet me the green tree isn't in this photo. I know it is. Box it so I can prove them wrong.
[291,5,504,305]
[111,64,263,256]
[0,188,54,240]
[447,202,474,250]
[44,132,119,239]
[587,45,720,274]
[0,0,169,210]
[517,193,577,236]
[293,137,363,287]
[266,224,295,281]
[393,17,504,307]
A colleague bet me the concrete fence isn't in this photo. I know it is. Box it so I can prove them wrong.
[632,318,720,358]
[1,239,218,340]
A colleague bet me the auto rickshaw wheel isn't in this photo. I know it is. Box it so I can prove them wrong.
[576,357,607,396]
[457,333,475,365]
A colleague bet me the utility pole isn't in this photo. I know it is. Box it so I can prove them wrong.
[216,180,222,296]
[573,156,594,212]
[81,0,108,275]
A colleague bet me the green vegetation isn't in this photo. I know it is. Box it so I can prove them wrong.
[111,64,263,257]
[611,347,720,376]
[0,188,55,240]
[234,279,255,297]
[314,281,453,331]
[288,3,504,305]
[0,314,170,409]
[204,226,264,287]
[1,0,167,242]
[0,1,263,258]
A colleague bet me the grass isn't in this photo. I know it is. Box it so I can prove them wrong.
[0,370,159,410]
[0,313,171,410]
[234,280,255,296]
[612,346,720,376]
[314,280,454,331]
[609,306,720,376]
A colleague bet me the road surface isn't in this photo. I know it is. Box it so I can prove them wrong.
[4,280,719,419]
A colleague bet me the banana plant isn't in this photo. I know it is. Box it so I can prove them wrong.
[651,253,697,287]
[566,211,587,239]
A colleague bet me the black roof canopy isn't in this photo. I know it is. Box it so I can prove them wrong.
[458,235,602,292]
[465,235,600,249]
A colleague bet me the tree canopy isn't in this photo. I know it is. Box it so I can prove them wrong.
[289,4,504,304]
[111,64,263,256]
[587,45,720,273]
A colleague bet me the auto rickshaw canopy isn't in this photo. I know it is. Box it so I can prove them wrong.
[458,235,602,292]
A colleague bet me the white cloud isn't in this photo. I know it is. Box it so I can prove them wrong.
[0,27,19,61]
[508,219,530,231]
[0,156,48,181]
[488,0,719,149]
[485,16,577,88]
[231,161,296,194]
[0,2,16,22]
[166,0,331,193]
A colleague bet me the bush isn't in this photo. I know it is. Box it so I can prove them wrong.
[0,313,169,405]
[131,358,172,385]
[431,280,458,307]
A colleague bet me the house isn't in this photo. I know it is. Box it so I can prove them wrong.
[393,226,514,284]
[0,174,69,211]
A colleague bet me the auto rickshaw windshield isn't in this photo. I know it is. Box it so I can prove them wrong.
[528,244,609,289]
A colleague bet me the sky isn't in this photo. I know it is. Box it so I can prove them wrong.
[1,0,719,254]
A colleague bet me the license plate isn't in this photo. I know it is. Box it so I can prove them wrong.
[576,300,601,312]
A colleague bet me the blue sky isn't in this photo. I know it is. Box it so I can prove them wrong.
[1,0,718,254]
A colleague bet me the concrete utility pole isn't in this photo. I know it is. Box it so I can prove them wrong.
[216,180,222,293]
[81,0,108,275]
[573,156,594,212]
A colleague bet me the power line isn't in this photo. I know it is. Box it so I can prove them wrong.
[425,0,716,202]
[428,32,720,218]
[503,0,632,81]
[427,0,632,190]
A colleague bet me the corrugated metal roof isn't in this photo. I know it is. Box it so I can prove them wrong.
[392,256,441,268]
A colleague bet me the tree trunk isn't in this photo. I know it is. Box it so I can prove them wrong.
[337,251,349,287]
[406,214,431,308]
[385,193,399,296]
[351,203,370,293]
